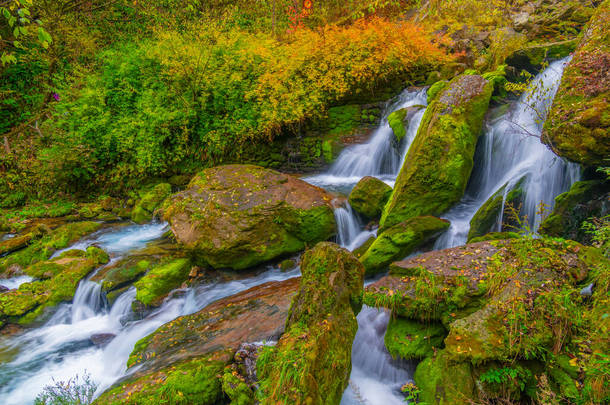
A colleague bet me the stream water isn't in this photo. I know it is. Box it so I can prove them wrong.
[0,59,578,404]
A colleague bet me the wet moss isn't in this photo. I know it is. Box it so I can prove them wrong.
[385,316,446,360]
[414,350,475,405]
[387,108,408,141]
[131,183,172,224]
[134,258,191,306]
[348,176,392,219]
[222,369,255,405]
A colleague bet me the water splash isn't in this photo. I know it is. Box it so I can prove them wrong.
[0,275,33,290]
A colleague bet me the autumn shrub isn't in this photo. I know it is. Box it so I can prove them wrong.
[47,16,451,191]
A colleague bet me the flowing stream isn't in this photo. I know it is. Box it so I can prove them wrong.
[0,60,578,404]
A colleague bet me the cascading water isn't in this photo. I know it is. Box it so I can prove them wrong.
[0,275,33,290]
[435,57,580,249]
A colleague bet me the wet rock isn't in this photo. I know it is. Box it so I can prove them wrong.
[380,74,493,230]
[278,258,297,272]
[164,164,336,270]
[133,258,192,306]
[543,2,610,166]
[95,278,299,404]
[0,285,8,293]
[348,176,392,219]
[131,183,172,224]
[257,242,364,405]
[506,39,578,74]
[90,333,116,347]
[360,216,450,275]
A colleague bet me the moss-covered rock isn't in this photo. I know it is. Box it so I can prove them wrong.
[95,278,299,404]
[427,80,449,103]
[380,74,493,230]
[387,108,408,141]
[134,258,191,306]
[506,39,579,74]
[385,316,446,360]
[257,243,364,405]
[360,216,450,275]
[542,1,610,166]
[0,221,102,276]
[0,248,109,326]
[539,179,610,243]
[414,350,475,405]
[163,165,336,271]
[467,180,524,242]
[468,231,521,243]
[131,183,172,224]
[348,176,392,219]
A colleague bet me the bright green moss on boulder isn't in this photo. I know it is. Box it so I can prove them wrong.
[131,183,172,224]
[542,2,610,166]
[360,216,450,275]
[134,258,191,306]
[468,231,521,243]
[539,180,609,243]
[380,74,493,230]
[257,242,364,405]
[0,247,109,326]
[348,176,392,219]
[414,350,475,405]
[163,165,336,270]
[0,221,101,275]
[467,180,524,242]
[385,316,446,360]
[427,80,448,103]
[387,108,408,141]
[222,369,255,405]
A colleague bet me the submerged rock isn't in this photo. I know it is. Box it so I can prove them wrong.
[543,1,610,166]
[380,74,493,230]
[94,278,299,404]
[163,164,336,270]
[90,333,116,347]
[348,176,392,219]
[360,216,450,275]
[257,242,364,405]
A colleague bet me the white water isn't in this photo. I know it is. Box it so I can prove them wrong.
[0,220,301,404]
[0,275,33,290]
[435,57,579,249]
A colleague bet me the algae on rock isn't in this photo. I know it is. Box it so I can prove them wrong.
[348,176,392,219]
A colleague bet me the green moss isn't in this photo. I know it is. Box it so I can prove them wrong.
[348,176,392,219]
[385,316,446,360]
[131,183,172,224]
[427,80,448,103]
[380,75,493,230]
[414,350,475,405]
[387,108,408,141]
[469,232,521,243]
[352,236,375,259]
[134,258,191,306]
[100,259,150,292]
[94,357,224,405]
[360,216,450,275]
[222,370,254,405]
[0,221,101,274]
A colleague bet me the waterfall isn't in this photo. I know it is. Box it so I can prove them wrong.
[435,57,580,249]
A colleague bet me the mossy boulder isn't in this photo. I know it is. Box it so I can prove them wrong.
[468,231,521,244]
[360,216,450,275]
[387,108,408,141]
[131,183,172,224]
[542,2,610,166]
[257,242,364,405]
[0,221,102,276]
[95,278,299,404]
[414,350,475,405]
[163,165,336,270]
[385,316,446,360]
[348,176,392,219]
[427,80,448,103]
[467,180,525,242]
[134,258,191,306]
[0,247,109,326]
[380,74,493,230]
[539,180,610,244]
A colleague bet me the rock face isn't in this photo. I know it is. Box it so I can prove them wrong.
[257,242,364,405]
[467,180,524,242]
[365,237,606,403]
[360,216,450,275]
[380,74,493,230]
[0,247,109,327]
[94,278,300,405]
[163,165,336,270]
[542,1,610,166]
[131,183,172,224]
[348,176,392,219]
[505,39,578,74]
[539,179,610,243]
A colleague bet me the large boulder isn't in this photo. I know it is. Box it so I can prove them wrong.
[257,242,364,405]
[0,247,109,327]
[163,165,336,270]
[94,278,300,405]
[539,179,610,243]
[348,176,392,219]
[380,74,493,230]
[360,216,450,275]
[542,1,610,166]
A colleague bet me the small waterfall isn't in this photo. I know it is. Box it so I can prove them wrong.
[0,275,33,290]
[334,204,366,248]
[71,281,104,323]
[435,57,580,249]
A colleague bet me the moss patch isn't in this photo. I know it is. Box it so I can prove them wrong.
[134,258,191,306]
